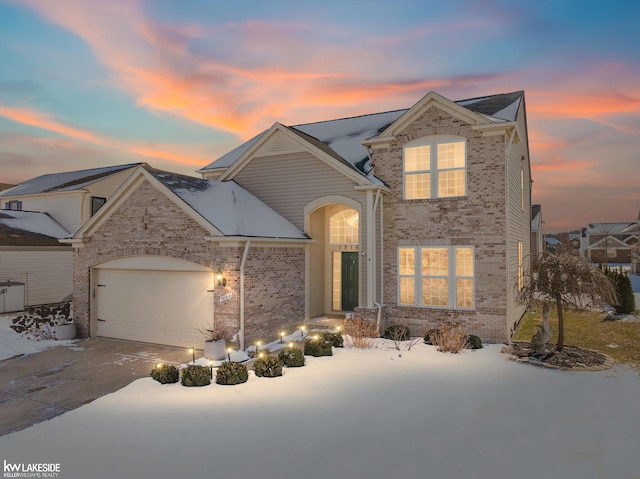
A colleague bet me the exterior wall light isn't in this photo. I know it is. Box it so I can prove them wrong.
[216,268,227,288]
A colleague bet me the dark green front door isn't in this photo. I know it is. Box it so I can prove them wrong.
[341,252,359,311]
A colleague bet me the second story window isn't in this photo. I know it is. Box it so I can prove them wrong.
[403,136,466,200]
[91,197,107,216]
[4,200,22,211]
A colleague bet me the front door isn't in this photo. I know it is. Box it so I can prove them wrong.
[341,252,359,311]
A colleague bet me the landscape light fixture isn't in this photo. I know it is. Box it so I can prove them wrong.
[300,325,306,337]
[255,340,262,357]
[227,348,232,362]
[288,342,294,349]
[188,347,195,364]
[209,360,214,379]
[279,331,286,344]
[156,362,163,369]
[215,268,226,288]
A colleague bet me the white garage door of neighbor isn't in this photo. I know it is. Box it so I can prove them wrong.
[96,268,214,348]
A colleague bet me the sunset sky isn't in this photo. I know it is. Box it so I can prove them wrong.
[0,0,638,231]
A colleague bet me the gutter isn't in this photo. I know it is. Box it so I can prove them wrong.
[371,189,384,333]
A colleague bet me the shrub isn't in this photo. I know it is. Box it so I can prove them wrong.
[180,365,211,387]
[10,302,72,340]
[341,318,378,349]
[431,325,469,354]
[304,337,333,357]
[253,355,284,378]
[467,334,483,350]
[216,361,248,385]
[383,324,411,341]
[150,364,180,384]
[323,331,344,348]
[278,347,305,367]
[423,328,440,345]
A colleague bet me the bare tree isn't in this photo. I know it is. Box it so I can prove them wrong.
[517,252,617,351]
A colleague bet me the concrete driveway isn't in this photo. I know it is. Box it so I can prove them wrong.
[0,338,194,436]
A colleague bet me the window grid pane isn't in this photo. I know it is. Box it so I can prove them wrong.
[405,172,431,200]
[405,145,430,172]
[456,279,474,308]
[455,248,474,277]
[422,278,448,307]
[422,248,448,276]
[399,277,415,305]
[437,142,465,169]
[332,252,341,310]
[399,248,415,275]
[330,209,359,244]
[437,169,465,198]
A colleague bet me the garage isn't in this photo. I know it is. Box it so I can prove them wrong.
[93,256,214,348]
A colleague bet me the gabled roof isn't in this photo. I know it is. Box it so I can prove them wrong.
[199,91,524,176]
[0,163,141,198]
[74,165,307,241]
[586,222,637,235]
[147,167,307,239]
[0,210,70,246]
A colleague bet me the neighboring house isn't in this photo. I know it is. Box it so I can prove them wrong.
[581,222,638,264]
[531,204,543,255]
[66,90,532,348]
[0,210,71,306]
[0,164,140,306]
[628,209,640,274]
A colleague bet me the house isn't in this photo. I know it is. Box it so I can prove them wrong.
[66,90,532,348]
[580,222,638,264]
[0,164,140,306]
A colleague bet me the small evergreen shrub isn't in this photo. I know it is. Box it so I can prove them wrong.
[216,361,249,385]
[304,337,333,357]
[467,334,483,350]
[322,331,344,348]
[253,355,284,378]
[278,347,305,367]
[423,328,440,345]
[383,324,411,341]
[150,364,180,384]
[180,365,211,387]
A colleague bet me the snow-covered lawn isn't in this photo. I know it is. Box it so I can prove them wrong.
[1,341,638,479]
[0,312,75,361]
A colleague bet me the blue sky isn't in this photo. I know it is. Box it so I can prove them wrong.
[0,0,638,230]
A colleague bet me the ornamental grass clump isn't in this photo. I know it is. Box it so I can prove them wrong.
[278,347,305,367]
[180,365,211,387]
[216,361,249,385]
[253,355,283,378]
[431,324,469,354]
[341,318,378,349]
[383,324,411,342]
[150,364,180,384]
[304,336,333,357]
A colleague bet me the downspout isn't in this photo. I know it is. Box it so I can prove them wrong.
[371,189,383,332]
[239,240,251,350]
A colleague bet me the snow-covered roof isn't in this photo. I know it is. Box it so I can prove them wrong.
[0,163,141,197]
[147,169,307,239]
[0,210,70,245]
[586,222,637,235]
[545,237,561,245]
[200,91,523,175]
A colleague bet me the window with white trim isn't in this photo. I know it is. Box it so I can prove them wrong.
[4,200,22,211]
[517,241,524,290]
[398,246,475,309]
[403,136,466,200]
[329,208,359,244]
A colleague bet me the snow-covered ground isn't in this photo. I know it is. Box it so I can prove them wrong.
[1,340,638,479]
[0,312,75,361]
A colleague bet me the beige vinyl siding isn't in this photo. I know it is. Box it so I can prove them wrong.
[0,247,73,306]
[233,152,366,229]
[10,193,81,234]
[233,151,369,307]
[80,168,137,225]
[504,104,531,336]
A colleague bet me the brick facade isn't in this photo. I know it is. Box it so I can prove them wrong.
[72,179,305,347]
[371,106,513,342]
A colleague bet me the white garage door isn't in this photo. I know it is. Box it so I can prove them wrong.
[94,257,214,348]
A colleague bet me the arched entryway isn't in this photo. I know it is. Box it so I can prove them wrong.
[306,197,361,319]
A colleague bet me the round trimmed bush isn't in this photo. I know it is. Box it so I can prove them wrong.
[180,365,211,387]
[278,347,305,367]
[383,324,411,341]
[322,331,344,348]
[304,337,333,357]
[253,355,283,378]
[216,361,248,385]
[150,364,180,384]
[467,334,483,350]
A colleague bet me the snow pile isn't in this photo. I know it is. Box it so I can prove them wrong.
[1,341,638,479]
[0,313,75,361]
